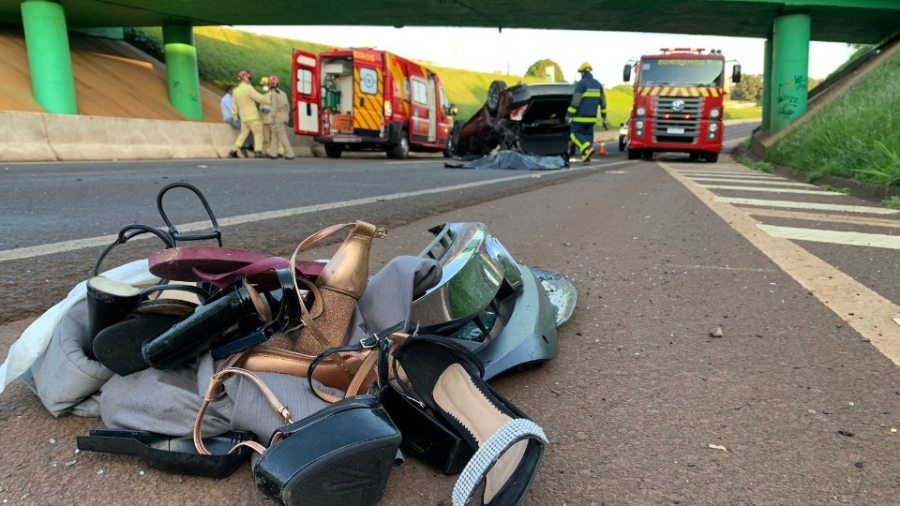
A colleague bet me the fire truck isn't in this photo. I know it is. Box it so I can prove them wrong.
[291,47,457,159]
[622,48,741,163]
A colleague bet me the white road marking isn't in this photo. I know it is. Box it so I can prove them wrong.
[384,160,447,165]
[688,177,815,187]
[701,185,845,196]
[744,208,900,228]
[677,171,782,179]
[717,197,899,214]
[660,161,900,368]
[0,174,534,263]
[757,225,900,249]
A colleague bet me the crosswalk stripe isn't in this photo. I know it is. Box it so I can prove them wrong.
[744,208,900,228]
[700,185,845,196]
[717,197,900,214]
[688,177,814,187]
[678,171,782,180]
[758,224,900,249]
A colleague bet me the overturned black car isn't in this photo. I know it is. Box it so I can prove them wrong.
[449,80,575,161]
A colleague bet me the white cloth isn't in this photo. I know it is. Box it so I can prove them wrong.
[0,259,157,396]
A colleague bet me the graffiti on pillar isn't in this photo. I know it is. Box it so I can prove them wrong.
[775,74,807,121]
[171,79,200,103]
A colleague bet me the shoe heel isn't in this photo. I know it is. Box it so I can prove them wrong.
[293,221,386,353]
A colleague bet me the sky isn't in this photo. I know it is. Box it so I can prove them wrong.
[237,25,857,87]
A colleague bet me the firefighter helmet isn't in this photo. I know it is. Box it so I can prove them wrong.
[259,76,269,86]
[237,70,251,80]
[268,76,279,87]
[578,62,592,73]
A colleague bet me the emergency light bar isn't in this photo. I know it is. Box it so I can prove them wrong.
[660,48,706,54]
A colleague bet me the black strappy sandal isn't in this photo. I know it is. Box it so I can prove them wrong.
[391,335,548,506]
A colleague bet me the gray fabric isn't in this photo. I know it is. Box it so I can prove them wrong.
[223,372,343,442]
[100,354,233,437]
[24,254,442,445]
[345,255,443,345]
[26,299,114,417]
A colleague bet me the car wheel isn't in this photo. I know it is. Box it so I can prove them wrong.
[486,80,507,115]
[627,149,641,160]
[324,144,343,159]
[391,133,410,159]
[444,123,460,158]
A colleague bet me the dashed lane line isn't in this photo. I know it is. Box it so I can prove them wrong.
[676,171,783,179]
[661,161,900,368]
[716,197,898,214]
[699,185,846,196]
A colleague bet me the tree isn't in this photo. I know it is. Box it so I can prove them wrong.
[525,59,565,82]
[730,74,763,104]
[612,84,634,95]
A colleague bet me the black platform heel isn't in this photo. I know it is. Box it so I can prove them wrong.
[391,335,548,506]
[86,224,210,360]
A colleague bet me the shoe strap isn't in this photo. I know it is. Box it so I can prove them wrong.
[93,224,176,276]
[193,366,293,456]
[452,418,549,506]
[156,182,223,247]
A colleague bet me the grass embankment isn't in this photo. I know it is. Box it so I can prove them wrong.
[126,26,636,126]
[766,47,900,190]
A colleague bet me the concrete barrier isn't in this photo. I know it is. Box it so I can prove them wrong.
[0,111,56,162]
[44,115,218,161]
[209,123,321,158]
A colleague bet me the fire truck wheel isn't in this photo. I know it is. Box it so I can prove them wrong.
[391,134,410,159]
[618,137,627,152]
[703,152,719,163]
[689,152,701,161]
[324,144,343,159]
[486,80,507,115]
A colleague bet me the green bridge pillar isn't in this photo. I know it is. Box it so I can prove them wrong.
[771,13,811,133]
[163,23,203,121]
[761,37,773,132]
[20,0,77,114]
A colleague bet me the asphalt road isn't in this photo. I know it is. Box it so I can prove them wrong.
[17,121,900,506]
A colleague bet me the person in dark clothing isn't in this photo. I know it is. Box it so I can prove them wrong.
[566,62,608,165]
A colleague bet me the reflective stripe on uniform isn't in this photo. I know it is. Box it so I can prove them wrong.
[570,133,590,151]
[567,107,577,114]
[582,89,602,98]
[570,93,583,108]
[572,117,597,123]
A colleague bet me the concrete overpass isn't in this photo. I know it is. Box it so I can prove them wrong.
[3,0,900,134]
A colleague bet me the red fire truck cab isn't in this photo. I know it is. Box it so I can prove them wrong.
[623,48,741,163]
[292,47,457,159]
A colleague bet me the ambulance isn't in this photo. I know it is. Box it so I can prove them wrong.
[292,47,458,159]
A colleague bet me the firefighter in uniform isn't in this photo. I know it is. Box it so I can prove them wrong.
[566,62,609,164]
[267,76,295,160]
[258,76,274,153]
[229,70,270,158]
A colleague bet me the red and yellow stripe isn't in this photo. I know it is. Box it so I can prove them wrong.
[353,66,385,131]
[637,86,722,98]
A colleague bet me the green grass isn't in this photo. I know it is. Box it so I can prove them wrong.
[724,106,763,120]
[883,196,900,209]
[736,154,774,173]
[819,184,849,194]
[739,138,751,149]
[126,26,635,127]
[766,48,900,187]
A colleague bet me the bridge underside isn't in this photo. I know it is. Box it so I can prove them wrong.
[1,0,899,43]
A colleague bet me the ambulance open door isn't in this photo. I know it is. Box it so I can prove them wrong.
[292,49,320,136]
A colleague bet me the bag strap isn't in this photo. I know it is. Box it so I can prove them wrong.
[193,366,293,456]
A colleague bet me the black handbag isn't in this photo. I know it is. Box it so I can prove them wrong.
[193,367,401,506]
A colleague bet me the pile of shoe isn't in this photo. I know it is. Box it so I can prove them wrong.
[4,182,577,506]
